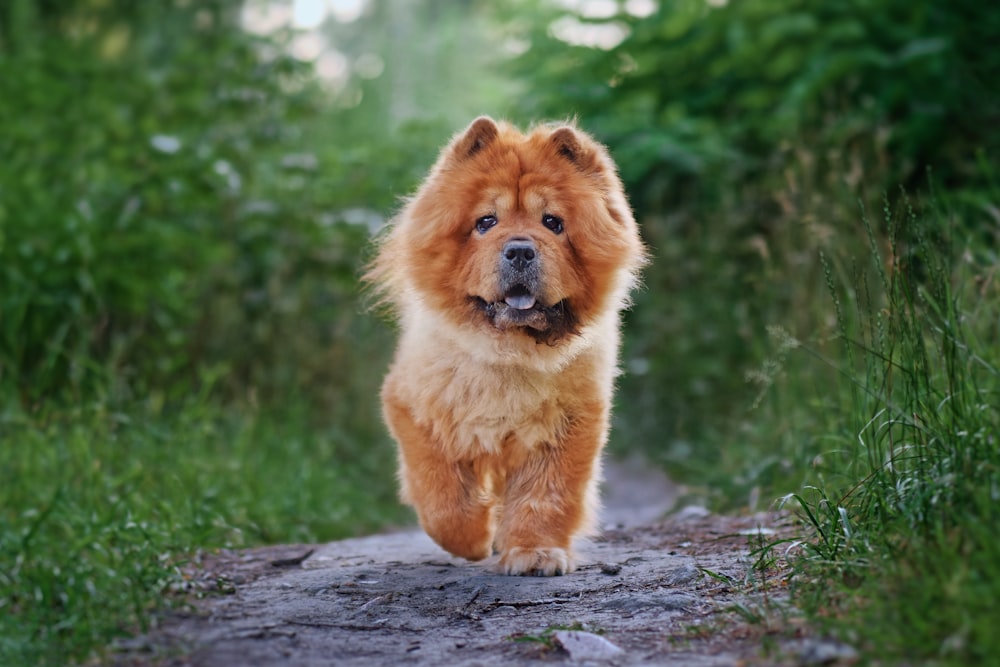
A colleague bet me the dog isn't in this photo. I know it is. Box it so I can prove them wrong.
[366,116,646,575]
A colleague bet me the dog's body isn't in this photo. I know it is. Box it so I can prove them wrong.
[367,117,645,575]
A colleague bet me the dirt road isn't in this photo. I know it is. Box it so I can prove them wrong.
[111,460,847,666]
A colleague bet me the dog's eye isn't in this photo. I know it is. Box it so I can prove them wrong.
[475,215,497,234]
[541,214,564,234]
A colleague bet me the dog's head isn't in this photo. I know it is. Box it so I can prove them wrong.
[369,117,646,347]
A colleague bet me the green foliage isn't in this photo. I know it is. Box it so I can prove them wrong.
[1,12,267,395]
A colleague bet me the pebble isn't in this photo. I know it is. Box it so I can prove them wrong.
[661,563,701,586]
[796,639,859,665]
[553,630,624,661]
[598,562,622,575]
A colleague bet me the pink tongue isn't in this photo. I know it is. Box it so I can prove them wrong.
[504,294,536,310]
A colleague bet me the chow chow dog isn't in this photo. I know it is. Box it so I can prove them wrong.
[366,117,646,575]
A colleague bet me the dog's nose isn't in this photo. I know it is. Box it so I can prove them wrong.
[502,239,536,271]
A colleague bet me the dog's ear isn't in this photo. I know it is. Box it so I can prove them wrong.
[451,116,500,160]
[549,126,604,175]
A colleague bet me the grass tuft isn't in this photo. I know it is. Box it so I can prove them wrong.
[778,195,1000,664]
[0,399,406,666]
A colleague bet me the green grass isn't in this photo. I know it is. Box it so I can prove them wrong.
[0,397,406,666]
[771,197,1000,665]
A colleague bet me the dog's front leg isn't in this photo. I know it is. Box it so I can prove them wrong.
[494,409,605,576]
[383,396,496,561]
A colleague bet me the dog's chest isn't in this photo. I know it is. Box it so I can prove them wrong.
[420,361,567,457]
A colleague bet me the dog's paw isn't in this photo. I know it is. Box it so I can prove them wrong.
[498,547,575,576]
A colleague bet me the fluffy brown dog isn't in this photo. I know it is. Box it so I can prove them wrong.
[366,117,646,576]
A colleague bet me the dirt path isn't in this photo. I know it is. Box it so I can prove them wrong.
[111,461,848,666]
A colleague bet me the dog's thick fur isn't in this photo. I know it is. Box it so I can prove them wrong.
[366,117,646,576]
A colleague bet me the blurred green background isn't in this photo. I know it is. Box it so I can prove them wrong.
[1,0,998,665]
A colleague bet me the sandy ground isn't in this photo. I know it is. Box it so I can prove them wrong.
[108,459,853,666]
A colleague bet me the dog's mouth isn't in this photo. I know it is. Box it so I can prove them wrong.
[469,290,579,344]
[471,284,547,330]
[502,284,536,311]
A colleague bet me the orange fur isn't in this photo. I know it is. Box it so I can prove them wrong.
[366,117,646,576]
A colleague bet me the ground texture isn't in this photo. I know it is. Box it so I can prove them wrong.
[110,461,856,666]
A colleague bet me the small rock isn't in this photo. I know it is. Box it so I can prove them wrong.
[661,563,701,586]
[598,562,622,575]
[553,630,624,661]
[797,639,859,665]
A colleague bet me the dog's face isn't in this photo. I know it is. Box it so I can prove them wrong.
[374,118,645,346]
